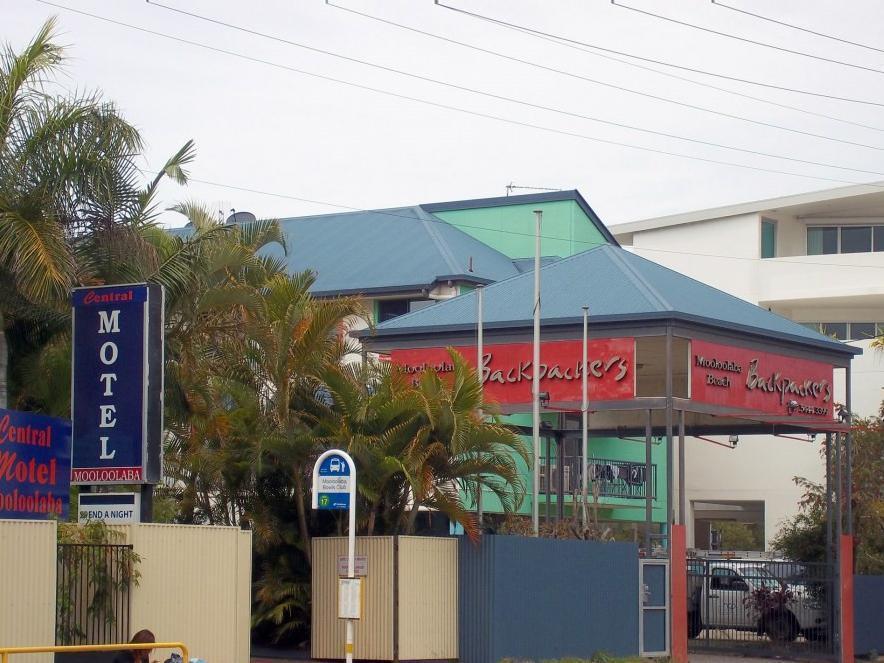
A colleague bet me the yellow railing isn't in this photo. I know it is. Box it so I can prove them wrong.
[0,642,189,663]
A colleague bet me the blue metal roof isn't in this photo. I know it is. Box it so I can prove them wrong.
[371,244,858,355]
[176,206,521,296]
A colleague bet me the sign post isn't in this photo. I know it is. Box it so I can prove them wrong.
[312,449,357,663]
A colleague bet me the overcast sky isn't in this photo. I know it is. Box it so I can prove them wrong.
[6,0,884,228]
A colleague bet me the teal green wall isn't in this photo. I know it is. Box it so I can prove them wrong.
[475,417,668,526]
[432,200,608,259]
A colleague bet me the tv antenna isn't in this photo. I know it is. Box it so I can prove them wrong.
[505,183,563,196]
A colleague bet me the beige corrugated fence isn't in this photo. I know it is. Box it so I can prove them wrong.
[116,523,252,663]
[312,536,396,660]
[0,520,57,663]
[0,520,251,663]
[397,536,458,660]
[311,535,457,661]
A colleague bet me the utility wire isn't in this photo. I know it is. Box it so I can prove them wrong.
[711,1,884,56]
[140,1,884,176]
[435,1,884,108]
[612,1,884,76]
[35,0,884,188]
[473,12,884,134]
[169,173,884,271]
[325,1,884,152]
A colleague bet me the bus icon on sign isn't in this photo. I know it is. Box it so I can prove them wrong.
[329,458,342,473]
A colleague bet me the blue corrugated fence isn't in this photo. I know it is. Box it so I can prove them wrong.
[459,535,640,663]
[855,575,884,656]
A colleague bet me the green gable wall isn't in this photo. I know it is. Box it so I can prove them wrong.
[431,200,609,259]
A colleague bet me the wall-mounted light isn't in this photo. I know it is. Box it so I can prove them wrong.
[787,400,799,415]
[728,435,739,447]
[539,391,550,407]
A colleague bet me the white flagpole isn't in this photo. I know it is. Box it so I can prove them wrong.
[476,285,484,523]
[581,306,589,530]
[532,210,542,537]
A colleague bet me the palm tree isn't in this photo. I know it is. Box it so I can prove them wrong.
[217,271,367,565]
[0,19,192,409]
[398,349,528,538]
[157,204,290,525]
[319,350,529,540]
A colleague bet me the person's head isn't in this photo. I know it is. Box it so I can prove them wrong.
[130,629,155,662]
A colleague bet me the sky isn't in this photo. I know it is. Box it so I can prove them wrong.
[5,0,884,228]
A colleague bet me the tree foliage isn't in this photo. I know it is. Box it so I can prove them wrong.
[772,417,884,574]
[3,20,532,647]
[0,19,193,410]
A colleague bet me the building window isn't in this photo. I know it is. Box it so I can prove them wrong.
[841,226,872,253]
[807,224,884,255]
[376,298,433,322]
[807,226,838,255]
[802,322,883,341]
[761,219,777,258]
[849,322,878,340]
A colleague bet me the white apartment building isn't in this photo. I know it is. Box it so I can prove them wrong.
[612,182,884,549]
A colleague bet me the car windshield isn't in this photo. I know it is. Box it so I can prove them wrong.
[739,566,783,590]
[766,563,807,583]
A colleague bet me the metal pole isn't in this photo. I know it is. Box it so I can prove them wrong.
[545,433,551,527]
[834,430,843,653]
[836,432,843,544]
[140,484,153,523]
[845,365,853,535]
[532,209,542,537]
[312,449,358,663]
[476,285,484,523]
[825,431,833,652]
[825,432,833,568]
[665,327,674,551]
[581,306,589,530]
[557,433,565,522]
[346,454,357,663]
[645,409,653,555]
[678,409,686,526]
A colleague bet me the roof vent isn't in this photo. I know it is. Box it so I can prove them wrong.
[225,210,257,225]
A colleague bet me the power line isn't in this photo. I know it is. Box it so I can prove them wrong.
[472,12,884,134]
[34,0,884,187]
[139,1,884,176]
[612,1,884,76]
[325,1,884,152]
[711,1,884,56]
[168,173,884,271]
[434,1,884,108]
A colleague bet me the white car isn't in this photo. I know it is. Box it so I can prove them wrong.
[688,561,828,642]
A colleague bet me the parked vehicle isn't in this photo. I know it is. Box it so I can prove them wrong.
[687,560,828,642]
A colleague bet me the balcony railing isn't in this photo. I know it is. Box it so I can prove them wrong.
[539,457,657,501]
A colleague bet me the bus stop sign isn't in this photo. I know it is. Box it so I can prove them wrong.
[314,453,352,510]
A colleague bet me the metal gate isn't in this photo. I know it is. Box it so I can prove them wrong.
[687,558,834,659]
[639,559,670,657]
[56,543,134,645]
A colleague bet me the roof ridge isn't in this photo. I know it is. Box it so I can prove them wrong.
[279,205,422,223]
[605,248,673,311]
[420,215,462,275]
